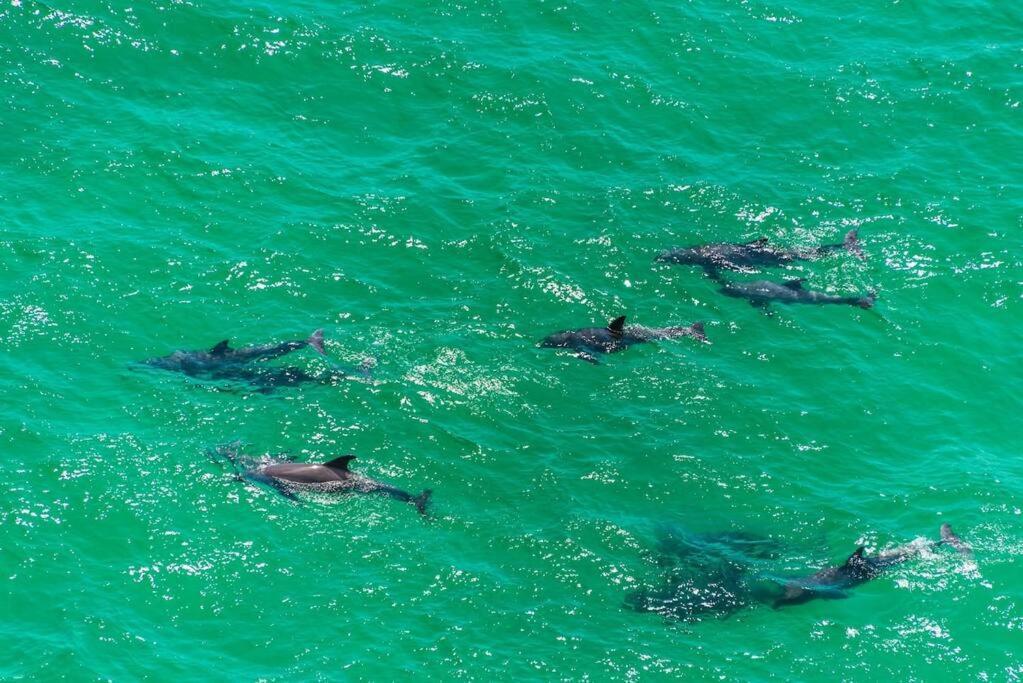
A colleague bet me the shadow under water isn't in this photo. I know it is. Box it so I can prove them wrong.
[625,527,781,622]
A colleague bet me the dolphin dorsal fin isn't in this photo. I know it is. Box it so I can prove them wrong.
[323,455,356,471]
[607,316,627,334]
[783,278,805,290]
[747,237,769,246]
[211,340,231,355]
[844,546,867,566]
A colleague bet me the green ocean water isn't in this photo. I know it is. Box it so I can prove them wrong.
[2,0,1021,679]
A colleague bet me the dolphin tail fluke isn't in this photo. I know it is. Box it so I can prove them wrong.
[940,523,972,556]
[207,441,249,474]
[307,329,326,356]
[412,489,432,516]
[857,291,877,309]
[844,229,865,259]
[208,441,242,464]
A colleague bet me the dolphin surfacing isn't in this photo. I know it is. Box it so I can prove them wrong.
[771,524,972,608]
[137,329,359,391]
[539,316,707,363]
[144,329,326,375]
[657,230,863,273]
[212,445,432,515]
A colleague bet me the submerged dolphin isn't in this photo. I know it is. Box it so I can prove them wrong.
[713,276,876,310]
[213,445,431,515]
[539,316,707,363]
[770,524,972,608]
[144,330,326,376]
[204,365,353,393]
[657,230,863,273]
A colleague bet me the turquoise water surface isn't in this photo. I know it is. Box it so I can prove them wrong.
[2,0,1021,679]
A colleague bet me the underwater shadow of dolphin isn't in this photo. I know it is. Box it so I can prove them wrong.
[625,529,779,622]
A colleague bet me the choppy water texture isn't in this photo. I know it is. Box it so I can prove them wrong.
[2,0,1022,679]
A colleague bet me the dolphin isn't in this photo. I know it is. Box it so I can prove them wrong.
[539,316,707,364]
[657,229,863,273]
[713,275,876,310]
[204,365,351,393]
[939,522,973,556]
[143,329,326,377]
[770,524,971,608]
[212,445,431,515]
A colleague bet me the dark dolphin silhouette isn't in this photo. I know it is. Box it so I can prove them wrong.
[539,316,707,363]
[657,230,863,274]
[212,444,431,515]
[770,524,972,608]
[712,275,876,310]
[143,329,326,376]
